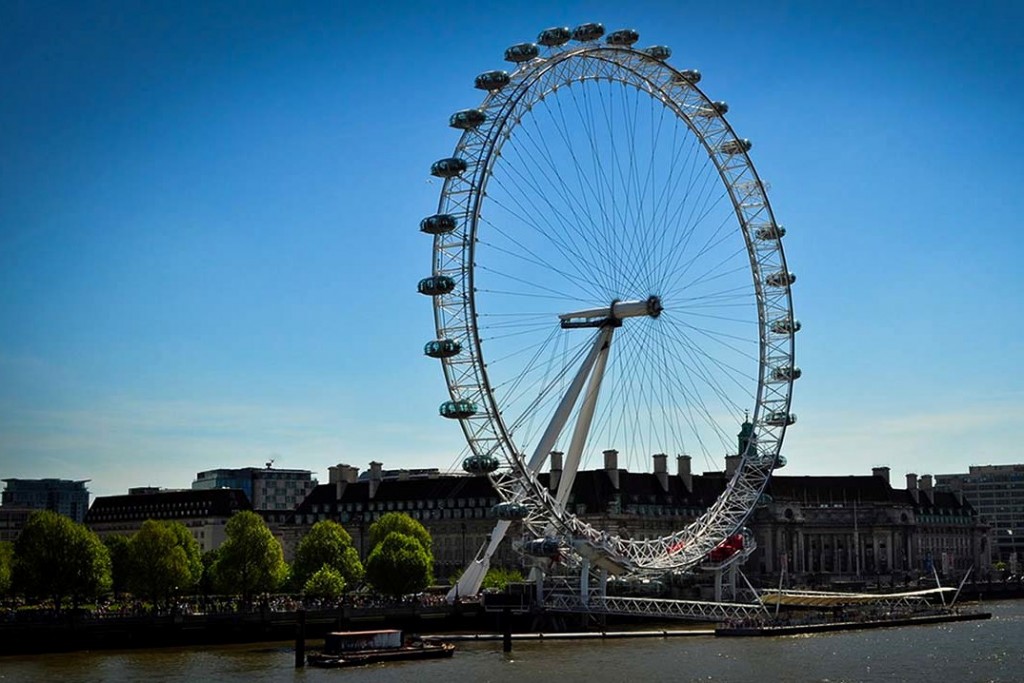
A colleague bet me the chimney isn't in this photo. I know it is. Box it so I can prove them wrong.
[872,466,891,485]
[369,461,383,499]
[906,472,919,504]
[725,455,741,476]
[677,455,693,492]
[549,451,564,493]
[329,464,359,499]
[653,453,669,492]
[920,474,933,504]
[603,449,620,490]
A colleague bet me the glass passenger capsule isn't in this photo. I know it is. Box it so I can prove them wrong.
[493,501,529,520]
[773,455,788,469]
[449,109,486,130]
[462,453,499,474]
[423,339,462,359]
[505,42,539,63]
[417,275,456,296]
[430,157,467,178]
[572,22,605,42]
[765,270,796,288]
[606,29,639,46]
[770,317,801,335]
[420,213,457,235]
[440,399,477,419]
[695,101,729,117]
[523,537,561,557]
[719,138,753,155]
[673,69,702,85]
[474,70,511,91]
[771,365,802,382]
[644,45,672,61]
[757,493,773,507]
[537,26,571,47]
[755,223,786,240]
[763,411,797,427]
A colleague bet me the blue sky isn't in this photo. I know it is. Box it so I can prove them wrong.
[1,1,1022,499]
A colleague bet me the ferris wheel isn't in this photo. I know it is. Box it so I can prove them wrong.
[418,23,799,596]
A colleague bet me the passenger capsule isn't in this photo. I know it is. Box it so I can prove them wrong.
[420,213,457,235]
[449,109,486,130]
[474,70,511,91]
[423,339,462,359]
[462,453,499,474]
[505,42,539,63]
[719,138,753,155]
[493,501,529,520]
[417,275,456,296]
[644,45,672,61]
[523,537,561,558]
[771,366,802,382]
[440,399,477,419]
[606,29,639,47]
[763,411,796,427]
[538,26,572,47]
[757,493,773,507]
[572,22,605,42]
[770,317,801,335]
[430,157,467,178]
[695,101,729,117]
[765,270,796,288]
[773,455,788,469]
[755,224,786,240]
[673,69,702,85]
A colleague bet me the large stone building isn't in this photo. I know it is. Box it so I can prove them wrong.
[192,466,317,511]
[1,478,91,523]
[936,464,1024,569]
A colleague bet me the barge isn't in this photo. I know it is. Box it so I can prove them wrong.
[307,629,454,668]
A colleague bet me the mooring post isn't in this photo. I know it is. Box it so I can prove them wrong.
[295,608,306,668]
[502,606,512,653]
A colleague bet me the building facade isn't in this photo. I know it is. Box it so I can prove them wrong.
[936,464,1024,569]
[1,478,91,523]
[192,466,317,511]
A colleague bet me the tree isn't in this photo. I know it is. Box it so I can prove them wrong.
[292,520,363,589]
[13,510,111,611]
[127,520,202,605]
[365,532,432,597]
[303,565,346,599]
[103,534,132,597]
[212,511,287,604]
[0,541,12,596]
[199,548,220,596]
[481,567,524,591]
[368,513,433,560]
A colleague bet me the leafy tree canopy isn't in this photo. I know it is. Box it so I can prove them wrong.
[293,520,363,589]
[368,513,433,558]
[13,510,111,610]
[213,511,287,602]
[127,520,202,603]
[0,541,13,595]
[481,567,524,591]
[303,565,346,599]
[365,532,433,597]
[103,534,132,596]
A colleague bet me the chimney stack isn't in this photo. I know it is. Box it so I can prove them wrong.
[603,449,620,490]
[653,453,669,492]
[920,474,933,503]
[369,461,383,499]
[872,466,891,486]
[725,455,741,476]
[906,472,919,504]
[677,455,693,492]
[329,464,359,499]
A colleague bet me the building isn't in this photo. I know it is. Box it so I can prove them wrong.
[936,464,1024,569]
[0,506,33,543]
[85,488,252,552]
[192,466,317,511]
[1,478,91,523]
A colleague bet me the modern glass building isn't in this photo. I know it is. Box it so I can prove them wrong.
[192,467,317,511]
[1,478,91,523]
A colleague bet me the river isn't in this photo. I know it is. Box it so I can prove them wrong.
[2,600,1021,682]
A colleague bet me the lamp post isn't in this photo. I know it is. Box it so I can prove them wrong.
[1009,529,1018,576]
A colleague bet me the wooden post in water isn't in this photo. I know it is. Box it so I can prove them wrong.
[502,606,512,653]
[294,608,306,668]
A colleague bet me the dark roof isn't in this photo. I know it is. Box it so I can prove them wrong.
[86,488,251,523]
[765,475,893,504]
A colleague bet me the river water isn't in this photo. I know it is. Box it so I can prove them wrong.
[2,601,1021,683]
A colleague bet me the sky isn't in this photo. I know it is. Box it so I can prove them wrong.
[1,0,1022,500]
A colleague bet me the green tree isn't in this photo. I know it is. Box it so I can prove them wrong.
[212,511,287,604]
[293,520,364,589]
[103,534,132,596]
[368,513,433,559]
[365,532,432,597]
[303,565,346,599]
[481,567,524,591]
[199,548,220,596]
[13,510,111,611]
[127,520,202,605]
[0,541,13,595]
